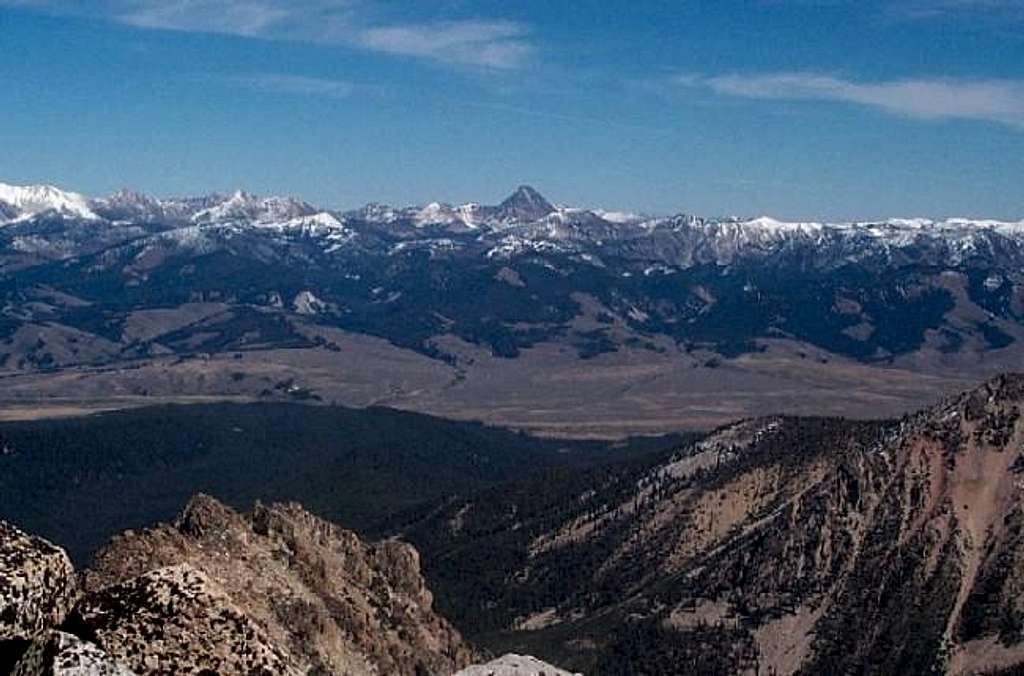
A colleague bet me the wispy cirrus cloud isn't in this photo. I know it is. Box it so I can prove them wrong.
[228,73,354,98]
[119,0,293,37]
[679,72,1024,128]
[357,20,532,70]
[0,0,535,69]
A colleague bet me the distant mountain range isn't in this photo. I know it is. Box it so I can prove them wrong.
[5,182,1024,266]
[0,180,1022,431]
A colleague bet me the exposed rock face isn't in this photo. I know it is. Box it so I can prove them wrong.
[83,495,476,675]
[11,630,133,676]
[493,185,556,223]
[455,653,580,676]
[0,520,78,670]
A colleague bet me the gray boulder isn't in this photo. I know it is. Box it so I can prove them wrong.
[11,631,133,676]
[0,520,78,643]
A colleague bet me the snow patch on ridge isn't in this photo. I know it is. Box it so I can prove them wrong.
[741,216,824,234]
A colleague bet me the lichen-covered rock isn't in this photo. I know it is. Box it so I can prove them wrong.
[83,495,476,675]
[11,630,133,676]
[68,564,300,676]
[455,653,581,676]
[0,520,78,641]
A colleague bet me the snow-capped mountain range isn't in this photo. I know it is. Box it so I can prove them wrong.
[2,179,1024,261]
[2,181,1022,267]
[1,179,1023,367]
[4,179,1019,242]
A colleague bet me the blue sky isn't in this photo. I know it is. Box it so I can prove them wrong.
[1,0,1023,219]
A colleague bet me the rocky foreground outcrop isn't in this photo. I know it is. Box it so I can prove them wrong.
[80,494,476,674]
[1,496,521,675]
[0,521,79,673]
[0,522,78,641]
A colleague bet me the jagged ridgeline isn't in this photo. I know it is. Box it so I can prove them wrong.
[396,374,1024,675]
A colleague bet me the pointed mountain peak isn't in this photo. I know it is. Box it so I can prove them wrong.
[496,185,555,222]
[502,185,552,208]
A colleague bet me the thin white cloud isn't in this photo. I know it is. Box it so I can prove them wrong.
[0,0,534,69]
[681,72,1024,128]
[229,73,354,98]
[120,0,291,36]
[357,20,532,70]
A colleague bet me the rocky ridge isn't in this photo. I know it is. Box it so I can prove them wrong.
[81,494,476,675]
[4,374,1024,674]
[3,496,558,675]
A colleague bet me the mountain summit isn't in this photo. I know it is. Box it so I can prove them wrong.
[495,185,556,222]
[0,183,98,222]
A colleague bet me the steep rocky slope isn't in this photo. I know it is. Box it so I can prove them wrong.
[401,374,1024,675]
